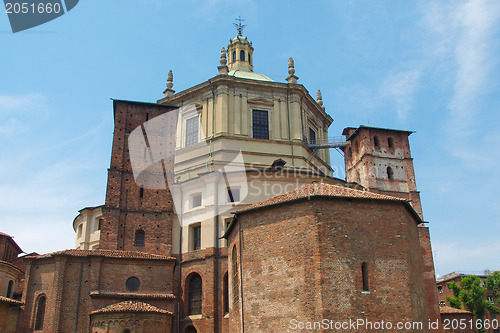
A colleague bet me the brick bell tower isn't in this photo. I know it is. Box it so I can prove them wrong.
[342,125,423,218]
[342,125,441,326]
[99,99,179,256]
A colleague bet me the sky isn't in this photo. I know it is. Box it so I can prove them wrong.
[1,0,499,277]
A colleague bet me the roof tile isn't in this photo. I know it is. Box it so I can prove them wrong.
[91,301,172,315]
[439,306,472,314]
[237,182,405,213]
[26,249,176,261]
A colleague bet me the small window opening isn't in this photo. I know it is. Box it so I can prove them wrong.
[139,186,144,198]
[223,273,229,313]
[240,50,245,61]
[192,193,202,208]
[232,51,236,63]
[232,246,239,305]
[135,230,145,246]
[192,225,201,251]
[34,296,46,330]
[374,136,380,147]
[388,137,394,148]
[126,277,140,291]
[7,280,13,298]
[248,53,251,65]
[387,167,394,179]
[188,274,202,315]
[227,187,240,203]
[438,286,443,293]
[362,262,369,291]
[309,128,317,145]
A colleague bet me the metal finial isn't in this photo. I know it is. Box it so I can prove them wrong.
[234,16,246,36]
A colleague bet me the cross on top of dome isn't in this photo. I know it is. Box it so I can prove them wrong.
[234,16,246,36]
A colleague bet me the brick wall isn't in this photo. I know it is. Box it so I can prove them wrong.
[100,100,178,256]
[228,196,432,332]
[20,253,176,332]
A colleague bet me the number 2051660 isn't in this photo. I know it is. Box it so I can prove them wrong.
[5,2,62,14]
[443,318,499,330]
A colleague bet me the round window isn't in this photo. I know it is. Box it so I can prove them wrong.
[126,277,140,291]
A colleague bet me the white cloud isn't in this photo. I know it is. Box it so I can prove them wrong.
[381,70,421,120]
[422,0,500,168]
[0,93,46,113]
[0,118,27,135]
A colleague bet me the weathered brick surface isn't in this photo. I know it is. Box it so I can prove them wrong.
[100,101,178,256]
[19,254,176,332]
[228,196,432,332]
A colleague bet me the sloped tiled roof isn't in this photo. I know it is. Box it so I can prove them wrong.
[440,306,472,314]
[0,232,23,253]
[26,249,176,261]
[90,301,172,315]
[224,182,421,238]
[0,296,23,305]
[237,182,406,213]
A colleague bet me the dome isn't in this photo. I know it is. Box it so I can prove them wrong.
[228,69,273,82]
[231,35,250,44]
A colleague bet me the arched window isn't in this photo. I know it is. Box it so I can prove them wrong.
[6,280,13,298]
[231,246,239,305]
[248,53,251,65]
[185,327,197,333]
[373,136,380,147]
[387,167,394,179]
[135,230,145,246]
[362,262,369,291]
[123,330,131,333]
[240,50,245,61]
[188,274,202,315]
[34,296,46,330]
[77,224,83,238]
[223,273,229,313]
[388,137,394,148]
[232,51,236,63]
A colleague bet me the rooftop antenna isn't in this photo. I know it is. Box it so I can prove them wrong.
[234,16,246,36]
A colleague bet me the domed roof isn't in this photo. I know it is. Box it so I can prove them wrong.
[231,35,250,44]
[228,69,273,82]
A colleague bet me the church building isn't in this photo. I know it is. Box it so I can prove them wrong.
[2,24,440,333]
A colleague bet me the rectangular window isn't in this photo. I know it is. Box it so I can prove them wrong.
[227,187,240,203]
[252,110,269,139]
[192,225,201,251]
[192,193,202,208]
[185,116,199,147]
[309,127,316,144]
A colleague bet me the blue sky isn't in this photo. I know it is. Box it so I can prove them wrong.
[1,0,499,277]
